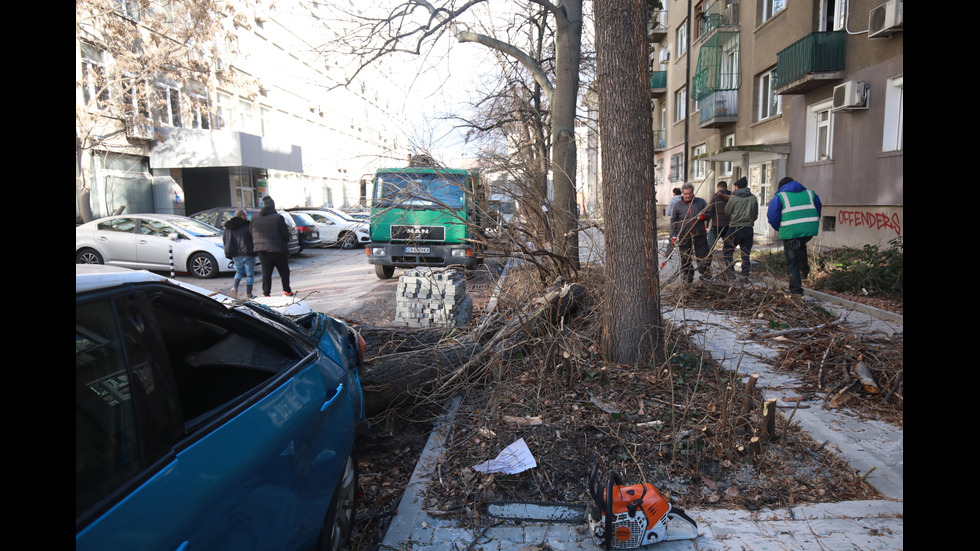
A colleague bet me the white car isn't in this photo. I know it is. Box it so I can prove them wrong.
[75,214,239,279]
[295,210,370,249]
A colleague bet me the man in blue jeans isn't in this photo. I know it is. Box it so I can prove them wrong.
[722,177,759,282]
[223,209,256,298]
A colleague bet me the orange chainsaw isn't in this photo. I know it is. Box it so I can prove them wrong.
[588,466,698,549]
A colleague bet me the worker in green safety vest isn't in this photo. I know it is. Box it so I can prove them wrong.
[767,177,822,295]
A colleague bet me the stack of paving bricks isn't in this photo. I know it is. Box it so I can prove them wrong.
[395,268,473,328]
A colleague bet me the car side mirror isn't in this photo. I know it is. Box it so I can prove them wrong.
[169,232,181,241]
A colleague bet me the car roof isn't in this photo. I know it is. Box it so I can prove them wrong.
[76,264,233,302]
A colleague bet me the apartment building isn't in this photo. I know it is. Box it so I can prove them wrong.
[651,0,902,248]
[76,1,411,222]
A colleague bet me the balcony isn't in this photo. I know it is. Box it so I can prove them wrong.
[697,0,739,40]
[648,9,668,42]
[775,31,846,95]
[652,130,666,152]
[698,90,737,128]
[649,71,667,96]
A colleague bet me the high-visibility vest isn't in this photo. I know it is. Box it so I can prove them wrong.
[777,190,819,239]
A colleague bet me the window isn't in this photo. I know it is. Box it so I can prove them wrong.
[757,68,782,121]
[721,134,735,176]
[237,99,255,132]
[670,153,685,183]
[821,0,847,31]
[677,20,689,58]
[124,77,150,120]
[216,92,233,130]
[187,84,210,129]
[674,86,688,122]
[692,144,706,180]
[80,43,109,110]
[97,218,138,233]
[806,99,834,162]
[153,83,182,127]
[761,0,787,23]
[882,76,903,152]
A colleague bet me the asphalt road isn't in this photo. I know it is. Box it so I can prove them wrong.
[173,246,398,318]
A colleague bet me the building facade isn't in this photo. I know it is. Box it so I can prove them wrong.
[646,0,902,248]
[76,0,412,223]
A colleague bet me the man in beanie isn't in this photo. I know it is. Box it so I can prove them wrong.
[251,196,294,297]
[767,177,822,295]
[223,209,256,298]
[722,177,759,282]
[670,182,710,283]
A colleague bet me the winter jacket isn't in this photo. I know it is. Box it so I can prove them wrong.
[725,188,759,228]
[767,180,822,239]
[706,189,732,229]
[222,216,255,259]
[670,197,709,238]
[251,207,291,254]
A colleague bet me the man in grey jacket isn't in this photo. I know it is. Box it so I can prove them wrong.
[722,177,759,281]
[670,183,710,283]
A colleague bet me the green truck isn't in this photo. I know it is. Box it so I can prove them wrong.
[366,158,488,279]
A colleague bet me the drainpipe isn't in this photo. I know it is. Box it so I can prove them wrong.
[683,0,692,181]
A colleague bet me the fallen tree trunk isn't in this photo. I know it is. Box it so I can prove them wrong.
[360,340,481,416]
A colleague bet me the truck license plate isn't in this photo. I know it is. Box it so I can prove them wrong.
[405,246,430,254]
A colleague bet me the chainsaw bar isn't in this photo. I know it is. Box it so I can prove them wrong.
[486,500,587,523]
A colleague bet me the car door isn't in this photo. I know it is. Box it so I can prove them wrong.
[77,284,355,551]
[136,218,184,270]
[92,218,139,267]
[309,212,341,244]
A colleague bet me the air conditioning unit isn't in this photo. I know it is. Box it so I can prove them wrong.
[832,81,868,111]
[125,116,155,140]
[869,0,903,38]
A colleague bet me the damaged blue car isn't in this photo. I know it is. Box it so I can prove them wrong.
[76,265,367,551]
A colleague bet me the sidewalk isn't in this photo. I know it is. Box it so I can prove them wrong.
[380,254,903,550]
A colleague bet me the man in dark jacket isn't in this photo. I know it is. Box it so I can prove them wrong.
[670,183,710,283]
[223,209,256,299]
[705,181,732,274]
[767,177,822,295]
[722,177,759,282]
[251,196,294,297]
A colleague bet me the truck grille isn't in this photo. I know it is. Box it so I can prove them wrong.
[390,225,446,241]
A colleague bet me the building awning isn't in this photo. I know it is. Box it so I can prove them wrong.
[694,143,791,164]
[149,127,303,172]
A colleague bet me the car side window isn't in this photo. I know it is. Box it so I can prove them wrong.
[97,218,138,233]
[76,293,184,520]
[76,300,141,518]
[140,219,176,237]
[193,212,217,227]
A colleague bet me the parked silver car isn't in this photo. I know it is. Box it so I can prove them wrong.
[75,214,236,279]
[293,209,370,249]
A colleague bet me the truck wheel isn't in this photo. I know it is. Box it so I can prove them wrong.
[375,265,395,279]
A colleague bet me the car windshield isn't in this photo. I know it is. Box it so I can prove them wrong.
[374,172,466,209]
[170,218,222,236]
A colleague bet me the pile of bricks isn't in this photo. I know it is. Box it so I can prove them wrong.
[395,268,473,328]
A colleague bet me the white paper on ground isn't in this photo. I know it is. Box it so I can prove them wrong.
[471,437,537,474]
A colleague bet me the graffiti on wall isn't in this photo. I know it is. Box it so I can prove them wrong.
[836,210,902,236]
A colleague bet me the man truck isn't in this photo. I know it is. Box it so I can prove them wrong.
[366,157,488,279]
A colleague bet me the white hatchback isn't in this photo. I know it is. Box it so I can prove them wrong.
[75,214,236,278]
[295,210,370,249]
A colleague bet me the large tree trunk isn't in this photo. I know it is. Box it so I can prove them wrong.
[550,0,583,273]
[595,0,664,364]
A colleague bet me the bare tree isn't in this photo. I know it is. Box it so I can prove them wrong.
[75,0,251,222]
[595,0,664,364]
[323,0,584,269]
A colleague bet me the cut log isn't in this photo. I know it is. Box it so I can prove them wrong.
[851,355,880,394]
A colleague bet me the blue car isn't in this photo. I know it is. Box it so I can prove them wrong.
[76,265,367,551]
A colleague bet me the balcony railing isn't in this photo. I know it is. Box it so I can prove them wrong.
[698,0,739,38]
[776,31,846,92]
[698,90,738,127]
[649,71,667,91]
[652,130,666,151]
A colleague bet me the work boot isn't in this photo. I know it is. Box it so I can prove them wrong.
[229,287,238,299]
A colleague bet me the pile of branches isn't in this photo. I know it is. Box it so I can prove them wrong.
[663,280,903,424]
[407,267,880,524]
